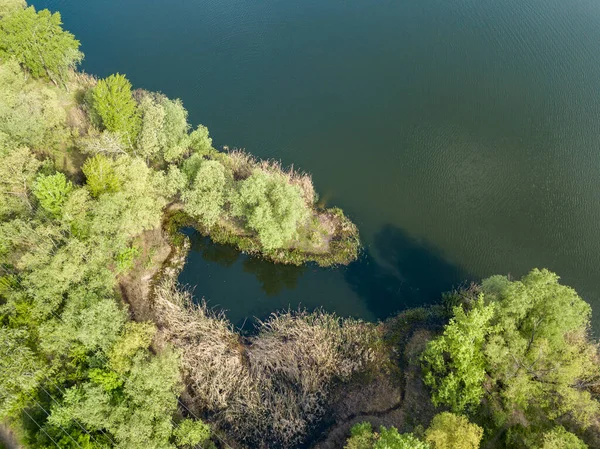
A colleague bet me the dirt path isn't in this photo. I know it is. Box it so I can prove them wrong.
[0,422,21,449]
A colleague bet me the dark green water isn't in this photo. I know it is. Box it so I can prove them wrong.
[34,0,600,330]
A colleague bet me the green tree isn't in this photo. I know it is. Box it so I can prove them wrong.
[376,427,430,449]
[345,422,376,449]
[0,328,46,418]
[182,160,230,227]
[187,124,213,156]
[0,0,25,19]
[344,422,430,449]
[173,419,211,448]
[161,97,189,162]
[0,6,82,85]
[420,296,495,413]
[136,93,166,160]
[540,426,587,449]
[82,154,120,197]
[0,146,40,218]
[232,170,309,250]
[482,269,600,427]
[91,73,141,147]
[424,413,483,449]
[33,172,73,216]
[0,59,68,149]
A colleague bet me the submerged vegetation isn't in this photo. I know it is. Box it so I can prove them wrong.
[0,1,599,449]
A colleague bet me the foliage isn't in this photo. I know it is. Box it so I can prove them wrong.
[482,269,599,427]
[344,422,430,449]
[82,154,120,197]
[420,296,495,413]
[0,328,46,418]
[182,160,231,227]
[91,73,141,146]
[33,172,73,216]
[345,422,376,449]
[424,413,483,449]
[540,426,587,449]
[187,124,213,156]
[232,170,310,250]
[0,0,25,18]
[173,418,211,447]
[115,245,140,273]
[0,59,68,149]
[0,145,40,218]
[0,6,82,84]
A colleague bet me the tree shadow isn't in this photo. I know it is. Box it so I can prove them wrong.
[242,257,305,296]
[345,224,471,319]
[185,230,305,296]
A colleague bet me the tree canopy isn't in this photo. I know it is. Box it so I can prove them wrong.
[232,170,310,250]
[91,73,141,147]
[0,6,82,84]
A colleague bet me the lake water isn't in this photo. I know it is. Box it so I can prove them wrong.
[34,0,600,330]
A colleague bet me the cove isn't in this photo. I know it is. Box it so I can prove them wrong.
[32,0,600,331]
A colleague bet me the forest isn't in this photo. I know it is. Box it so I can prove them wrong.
[0,1,599,449]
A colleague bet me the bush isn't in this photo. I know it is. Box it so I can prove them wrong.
[344,422,430,449]
[424,412,483,449]
[173,419,211,447]
[182,160,231,227]
[232,170,310,250]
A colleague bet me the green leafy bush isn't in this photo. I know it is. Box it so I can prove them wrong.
[232,170,309,250]
[182,160,231,227]
[424,413,483,449]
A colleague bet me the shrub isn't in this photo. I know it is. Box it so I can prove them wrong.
[232,170,310,250]
[424,412,483,449]
[182,160,231,227]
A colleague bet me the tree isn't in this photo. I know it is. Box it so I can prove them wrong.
[376,427,430,449]
[161,97,189,162]
[187,124,213,156]
[344,422,430,449]
[0,59,68,149]
[91,73,141,147]
[420,296,495,413]
[173,419,212,448]
[482,269,600,427]
[0,6,82,85]
[136,93,166,160]
[33,172,73,216]
[540,426,587,449]
[0,328,46,418]
[424,413,483,449]
[82,154,120,197]
[345,422,376,449]
[182,160,230,227]
[0,146,40,218]
[0,0,25,19]
[232,170,310,250]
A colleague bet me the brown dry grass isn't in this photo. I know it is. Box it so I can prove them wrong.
[152,279,382,447]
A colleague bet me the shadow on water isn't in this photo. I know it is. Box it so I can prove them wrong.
[242,258,306,296]
[345,224,472,319]
[185,229,305,297]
